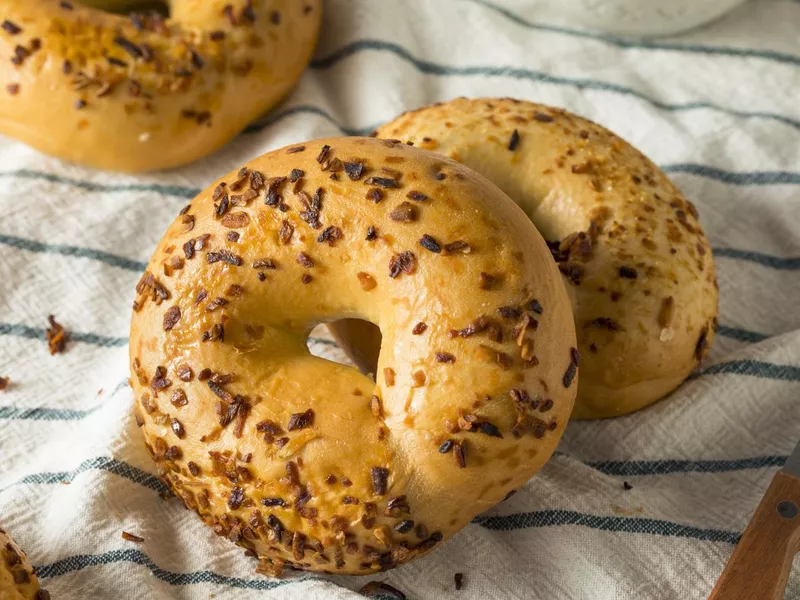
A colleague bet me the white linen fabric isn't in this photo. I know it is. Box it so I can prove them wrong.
[1,1,799,598]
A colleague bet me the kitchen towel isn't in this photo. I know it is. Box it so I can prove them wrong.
[1,0,799,598]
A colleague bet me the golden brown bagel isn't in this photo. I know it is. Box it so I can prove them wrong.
[0,526,45,600]
[0,0,321,172]
[329,98,718,419]
[129,137,578,575]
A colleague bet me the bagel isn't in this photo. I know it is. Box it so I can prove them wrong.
[129,137,578,575]
[329,98,718,419]
[0,0,321,172]
[0,526,45,600]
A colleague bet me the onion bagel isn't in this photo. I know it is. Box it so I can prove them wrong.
[0,0,321,172]
[329,98,718,419]
[0,526,45,600]
[129,137,578,574]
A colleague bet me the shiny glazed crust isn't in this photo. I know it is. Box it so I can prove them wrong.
[0,0,321,172]
[129,137,578,575]
[0,527,43,600]
[332,98,719,419]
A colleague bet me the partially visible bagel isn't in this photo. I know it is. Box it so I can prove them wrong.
[0,526,45,600]
[330,98,718,419]
[0,0,321,172]
[130,137,578,574]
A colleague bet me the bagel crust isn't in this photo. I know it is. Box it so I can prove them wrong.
[129,137,577,575]
[0,527,43,600]
[344,98,718,419]
[0,0,321,172]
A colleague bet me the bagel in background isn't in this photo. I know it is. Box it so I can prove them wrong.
[330,98,718,419]
[0,526,46,600]
[130,137,578,574]
[0,0,321,172]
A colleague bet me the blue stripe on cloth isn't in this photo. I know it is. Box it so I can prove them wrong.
[244,104,373,136]
[472,510,740,544]
[0,169,197,198]
[35,548,319,590]
[0,378,129,422]
[691,359,800,381]
[0,456,168,496]
[309,39,800,132]
[663,164,800,185]
[107,377,132,397]
[0,323,128,348]
[462,0,800,69]
[0,405,101,421]
[714,247,800,270]
[715,325,769,343]
[0,233,147,272]
[308,337,340,348]
[587,455,786,476]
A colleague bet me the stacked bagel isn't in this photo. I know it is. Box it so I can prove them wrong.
[128,99,717,576]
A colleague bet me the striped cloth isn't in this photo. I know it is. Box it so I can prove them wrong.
[1,0,799,598]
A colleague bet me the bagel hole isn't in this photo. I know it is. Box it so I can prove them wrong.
[306,324,353,368]
[308,319,382,379]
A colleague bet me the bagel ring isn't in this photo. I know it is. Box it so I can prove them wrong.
[1,0,321,172]
[0,526,45,600]
[329,98,718,419]
[130,137,578,574]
